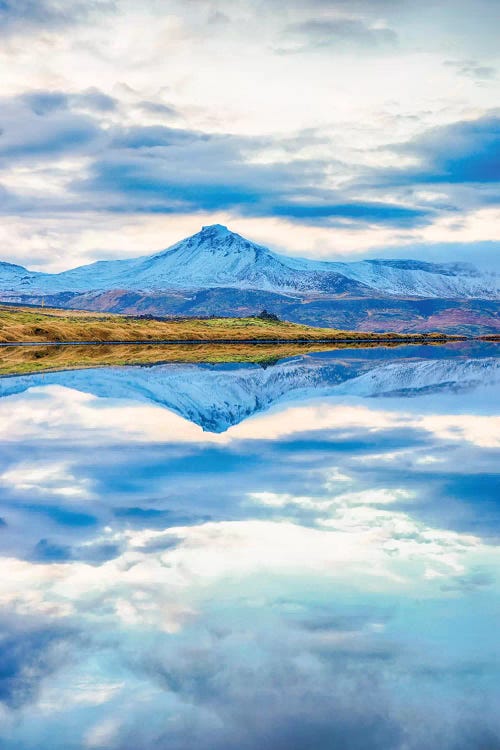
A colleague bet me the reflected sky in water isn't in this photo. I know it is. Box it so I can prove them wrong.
[0,343,499,750]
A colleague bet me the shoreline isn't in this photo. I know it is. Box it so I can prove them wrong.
[0,336,473,347]
[0,337,495,378]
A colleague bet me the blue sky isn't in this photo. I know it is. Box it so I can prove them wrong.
[0,0,499,270]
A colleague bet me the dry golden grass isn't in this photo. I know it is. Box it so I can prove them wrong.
[0,305,460,345]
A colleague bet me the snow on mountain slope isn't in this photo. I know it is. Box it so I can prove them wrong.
[0,349,497,432]
[0,261,43,290]
[331,259,500,299]
[114,224,369,294]
[0,225,364,296]
[0,225,498,300]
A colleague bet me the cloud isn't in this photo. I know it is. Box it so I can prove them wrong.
[377,114,500,187]
[0,0,497,268]
[66,118,431,226]
[0,94,102,164]
[20,89,118,115]
[0,90,427,227]
[0,89,499,236]
[138,101,180,119]
[269,200,427,224]
[0,0,113,37]
[0,0,499,270]
[20,91,70,116]
[72,89,118,113]
[445,59,497,80]
[280,17,398,53]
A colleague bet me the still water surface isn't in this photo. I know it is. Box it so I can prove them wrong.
[0,342,499,749]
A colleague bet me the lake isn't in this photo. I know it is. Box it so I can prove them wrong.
[0,341,499,749]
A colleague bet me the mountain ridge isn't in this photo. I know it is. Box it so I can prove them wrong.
[1,225,498,334]
[1,224,498,299]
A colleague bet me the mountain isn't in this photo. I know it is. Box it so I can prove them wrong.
[0,225,369,296]
[0,345,497,432]
[1,224,498,297]
[1,225,499,333]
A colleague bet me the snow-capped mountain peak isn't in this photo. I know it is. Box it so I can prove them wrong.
[0,225,498,301]
[151,224,270,265]
[201,223,231,235]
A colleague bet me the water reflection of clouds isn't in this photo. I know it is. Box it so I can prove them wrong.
[0,511,499,749]
[1,460,94,499]
[0,392,498,553]
[0,384,499,447]
[0,355,498,749]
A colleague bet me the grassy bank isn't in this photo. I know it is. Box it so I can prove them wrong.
[0,305,462,345]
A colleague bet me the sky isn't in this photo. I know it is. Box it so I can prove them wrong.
[1,0,500,271]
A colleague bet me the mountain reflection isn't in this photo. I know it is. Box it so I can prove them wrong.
[0,341,497,432]
[0,342,498,750]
